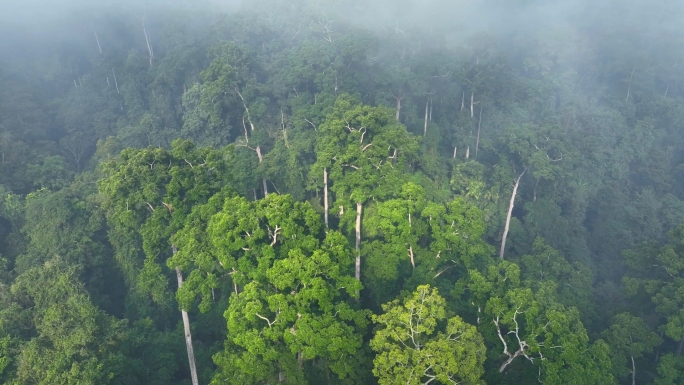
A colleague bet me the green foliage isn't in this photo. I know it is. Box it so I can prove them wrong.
[371,285,486,385]
[9,258,129,385]
[200,194,369,384]
[602,313,661,381]
[311,94,419,212]
[2,1,684,383]
[362,182,493,307]
[654,354,684,385]
[465,260,615,384]
[623,225,684,342]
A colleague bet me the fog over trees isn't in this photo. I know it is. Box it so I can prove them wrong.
[1,0,684,384]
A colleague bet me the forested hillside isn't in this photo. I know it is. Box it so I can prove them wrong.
[1,0,684,383]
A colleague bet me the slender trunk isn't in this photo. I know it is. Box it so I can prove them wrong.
[90,23,103,55]
[395,97,402,122]
[111,68,120,94]
[172,246,199,385]
[461,91,465,111]
[631,355,636,385]
[242,116,249,143]
[429,98,432,121]
[664,85,670,97]
[475,105,482,159]
[423,98,429,136]
[255,145,267,197]
[470,91,475,118]
[408,245,415,269]
[533,177,540,202]
[323,168,329,228]
[355,202,362,282]
[500,168,526,259]
[281,109,289,148]
[626,67,635,104]
[465,146,470,159]
[677,335,684,355]
[453,146,457,158]
[140,16,154,66]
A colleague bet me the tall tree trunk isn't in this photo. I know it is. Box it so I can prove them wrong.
[90,23,103,55]
[533,177,541,202]
[173,246,199,385]
[461,91,465,111]
[500,168,527,260]
[395,96,402,122]
[475,105,482,159]
[408,245,415,269]
[631,355,636,385]
[323,168,329,228]
[423,98,429,136]
[355,202,362,282]
[465,146,470,159]
[626,67,635,104]
[138,15,154,66]
[470,91,475,118]
[255,145,268,197]
[453,146,457,158]
[111,68,120,94]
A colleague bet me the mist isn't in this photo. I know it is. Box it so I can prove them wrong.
[1,0,684,384]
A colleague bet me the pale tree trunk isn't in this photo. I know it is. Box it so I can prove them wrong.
[470,91,475,118]
[395,96,402,122]
[256,145,268,197]
[626,67,635,104]
[237,88,268,198]
[499,168,527,260]
[280,109,289,148]
[408,245,415,269]
[355,202,362,282]
[90,23,103,55]
[533,177,540,202]
[423,98,429,136]
[631,355,636,385]
[172,247,199,385]
[461,91,465,111]
[111,68,120,94]
[465,146,470,159]
[475,105,482,159]
[323,168,329,228]
[137,14,154,66]
[453,147,457,158]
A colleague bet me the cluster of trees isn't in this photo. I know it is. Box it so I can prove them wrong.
[1,0,684,383]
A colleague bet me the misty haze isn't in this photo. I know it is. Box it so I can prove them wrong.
[0,0,683,384]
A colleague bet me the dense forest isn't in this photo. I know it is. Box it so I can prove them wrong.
[1,0,684,383]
